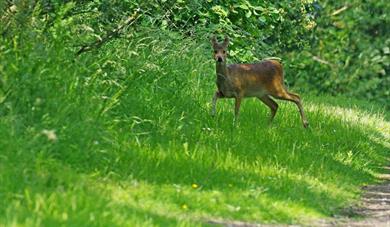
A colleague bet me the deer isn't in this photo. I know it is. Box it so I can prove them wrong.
[211,36,309,128]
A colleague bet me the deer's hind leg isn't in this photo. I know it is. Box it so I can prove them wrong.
[234,96,242,119]
[270,88,309,128]
[258,95,278,124]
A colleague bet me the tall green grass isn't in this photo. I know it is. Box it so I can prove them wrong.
[0,29,389,226]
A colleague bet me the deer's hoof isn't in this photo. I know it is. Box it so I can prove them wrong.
[303,121,309,128]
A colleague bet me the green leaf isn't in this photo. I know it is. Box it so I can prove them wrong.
[238,4,249,10]
[383,47,390,55]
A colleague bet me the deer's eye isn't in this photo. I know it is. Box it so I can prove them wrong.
[214,50,218,54]
[223,50,226,54]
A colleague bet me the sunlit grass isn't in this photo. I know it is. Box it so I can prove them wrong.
[0,32,389,226]
[307,102,390,149]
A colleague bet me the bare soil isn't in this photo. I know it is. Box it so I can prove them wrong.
[207,167,390,227]
[313,168,390,227]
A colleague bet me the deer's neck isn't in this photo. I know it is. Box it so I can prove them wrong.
[215,62,230,94]
[216,62,228,82]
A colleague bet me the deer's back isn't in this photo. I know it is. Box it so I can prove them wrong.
[226,60,284,97]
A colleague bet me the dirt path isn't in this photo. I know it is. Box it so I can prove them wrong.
[207,168,390,227]
[313,167,390,227]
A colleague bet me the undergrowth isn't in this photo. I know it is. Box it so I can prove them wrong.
[0,29,389,226]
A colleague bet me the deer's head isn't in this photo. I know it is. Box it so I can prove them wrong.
[211,36,229,63]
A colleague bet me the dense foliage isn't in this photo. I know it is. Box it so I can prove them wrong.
[291,1,390,105]
[1,0,388,107]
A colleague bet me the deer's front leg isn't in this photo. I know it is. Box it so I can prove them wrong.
[234,96,242,120]
[211,91,222,116]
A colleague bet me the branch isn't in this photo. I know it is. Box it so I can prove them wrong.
[312,55,334,67]
[76,10,140,56]
[331,5,349,16]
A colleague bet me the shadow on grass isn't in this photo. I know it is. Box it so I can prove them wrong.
[41,96,390,223]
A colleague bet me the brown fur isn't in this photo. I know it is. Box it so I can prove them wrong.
[211,36,309,128]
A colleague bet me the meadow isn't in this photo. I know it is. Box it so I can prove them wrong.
[1,26,389,226]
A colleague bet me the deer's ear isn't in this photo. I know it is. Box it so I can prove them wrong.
[211,36,217,45]
[222,36,229,47]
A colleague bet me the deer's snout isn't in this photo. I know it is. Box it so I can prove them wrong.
[217,57,223,62]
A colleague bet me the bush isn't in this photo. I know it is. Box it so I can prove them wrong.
[0,0,389,114]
